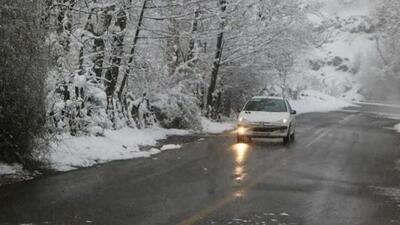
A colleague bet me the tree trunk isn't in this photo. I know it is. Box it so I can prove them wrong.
[105,10,127,100]
[375,36,388,66]
[117,0,147,101]
[166,15,180,76]
[206,0,226,117]
[92,9,113,79]
[93,38,105,79]
[78,5,114,78]
[187,6,200,62]
[78,7,95,75]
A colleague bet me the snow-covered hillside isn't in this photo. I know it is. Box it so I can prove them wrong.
[290,89,354,114]
[321,0,376,17]
[296,0,378,100]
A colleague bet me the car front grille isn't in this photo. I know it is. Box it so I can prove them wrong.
[251,126,287,132]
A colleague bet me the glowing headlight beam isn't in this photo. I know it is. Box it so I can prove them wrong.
[232,143,249,164]
[237,127,247,135]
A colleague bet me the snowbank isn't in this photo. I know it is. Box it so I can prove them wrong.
[0,163,34,186]
[394,124,400,133]
[0,163,22,176]
[290,90,354,114]
[49,127,189,171]
[160,144,182,151]
[49,118,236,171]
[201,117,234,134]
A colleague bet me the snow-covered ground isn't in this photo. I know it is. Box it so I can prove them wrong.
[48,119,236,171]
[201,117,235,134]
[0,163,34,186]
[394,124,400,133]
[0,163,23,176]
[160,144,182,151]
[290,90,354,114]
[49,127,189,171]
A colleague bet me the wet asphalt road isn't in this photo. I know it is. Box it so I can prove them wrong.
[1,104,400,225]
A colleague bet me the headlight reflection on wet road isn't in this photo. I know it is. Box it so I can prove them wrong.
[232,143,249,164]
[234,165,244,175]
[231,143,250,192]
[177,143,272,225]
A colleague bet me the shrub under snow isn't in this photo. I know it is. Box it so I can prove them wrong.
[151,87,202,130]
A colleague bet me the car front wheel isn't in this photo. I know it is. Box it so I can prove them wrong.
[283,136,290,144]
[283,127,292,145]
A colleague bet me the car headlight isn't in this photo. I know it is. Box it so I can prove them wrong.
[237,126,247,135]
[282,118,288,124]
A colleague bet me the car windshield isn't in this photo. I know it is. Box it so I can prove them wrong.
[243,99,287,112]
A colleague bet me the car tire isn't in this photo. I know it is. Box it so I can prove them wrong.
[283,127,291,145]
[290,132,295,142]
[283,136,289,145]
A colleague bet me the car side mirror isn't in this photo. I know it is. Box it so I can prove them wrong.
[291,110,297,115]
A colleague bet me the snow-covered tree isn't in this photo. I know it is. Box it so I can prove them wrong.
[42,0,315,131]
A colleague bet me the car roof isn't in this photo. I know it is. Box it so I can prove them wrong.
[251,96,286,100]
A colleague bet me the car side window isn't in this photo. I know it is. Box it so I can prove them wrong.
[286,100,292,112]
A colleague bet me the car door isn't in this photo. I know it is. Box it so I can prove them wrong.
[285,100,296,129]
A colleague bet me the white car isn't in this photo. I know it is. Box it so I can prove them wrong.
[237,96,297,144]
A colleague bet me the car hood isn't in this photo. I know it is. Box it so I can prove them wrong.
[239,111,289,123]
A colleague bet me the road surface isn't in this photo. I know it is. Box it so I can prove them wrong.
[1,103,400,225]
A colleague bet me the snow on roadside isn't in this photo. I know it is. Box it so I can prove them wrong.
[289,90,354,114]
[49,127,189,171]
[160,144,182,151]
[0,163,35,186]
[201,117,234,134]
[394,124,400,133]
[0,163,22,176]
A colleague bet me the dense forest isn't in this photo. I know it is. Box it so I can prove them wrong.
[1,0,400,168]
[40,0,312,133]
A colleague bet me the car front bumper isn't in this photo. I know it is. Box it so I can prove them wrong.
[237,123,289,138]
